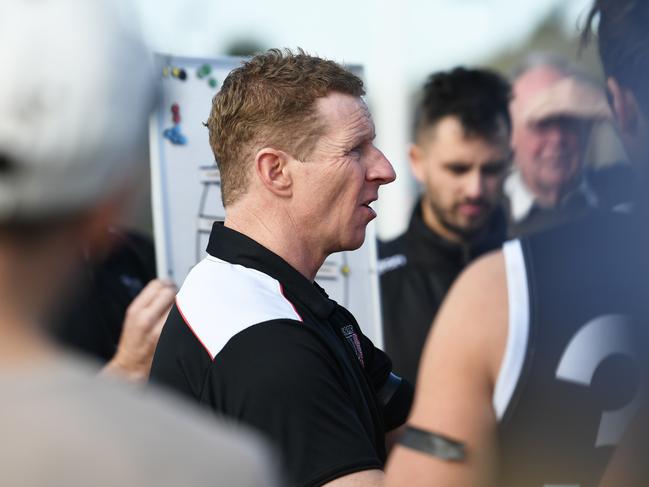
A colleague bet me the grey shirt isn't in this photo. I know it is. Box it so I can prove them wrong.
[1,355,279,487]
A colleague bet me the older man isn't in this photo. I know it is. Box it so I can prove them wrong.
[505,57,631,236]
[150,50,413,487]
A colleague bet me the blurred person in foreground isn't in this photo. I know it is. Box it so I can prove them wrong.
[51,226,176,383]
[150,48,413,487]
[385,0,649,485]
[0,1,278,485]
[505,54,633,237]
[378,67,511,385]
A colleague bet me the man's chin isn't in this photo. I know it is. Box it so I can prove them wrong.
[540,167,580,186]
[342,237,365,252]
[335,230,366,253]
[446,218,488,241]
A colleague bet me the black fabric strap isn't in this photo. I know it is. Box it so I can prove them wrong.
[377,372,402,406]
[398,426,466,461]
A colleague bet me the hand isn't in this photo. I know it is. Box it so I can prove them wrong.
[101,278,176,383]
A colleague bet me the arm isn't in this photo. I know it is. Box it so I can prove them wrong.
[323,470,384,486]
[385,251,508,487]
[101,278,176,383]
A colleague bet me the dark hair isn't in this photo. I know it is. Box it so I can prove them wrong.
[582,0,649,117]
[413,67,512,142]
[207,48,364,207]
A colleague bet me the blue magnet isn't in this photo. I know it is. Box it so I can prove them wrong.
[163,124,188,145]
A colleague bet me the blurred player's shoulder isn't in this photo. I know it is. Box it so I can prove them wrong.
[420,249,507,388]
[0,354,280,487]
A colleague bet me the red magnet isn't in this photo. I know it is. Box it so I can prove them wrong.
[171,103,181,124]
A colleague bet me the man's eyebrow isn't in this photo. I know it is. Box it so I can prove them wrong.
[443,161,471,168]
[352,126,375,145]
[484,159,509,166]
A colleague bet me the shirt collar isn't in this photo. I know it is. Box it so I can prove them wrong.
[206,222,336,319]
[504,170,536,222]
[504,169,599,223]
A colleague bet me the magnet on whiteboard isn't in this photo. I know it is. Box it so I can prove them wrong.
[171,67,187,80]
[197,64,212,79]
[163,125,187,145]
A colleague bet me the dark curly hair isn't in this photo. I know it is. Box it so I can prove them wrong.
[413,67,511,142]
[582,0,649,118]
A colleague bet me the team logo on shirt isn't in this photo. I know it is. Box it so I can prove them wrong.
[341,324,365,367]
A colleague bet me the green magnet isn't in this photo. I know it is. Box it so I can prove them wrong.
[197,64,212,79]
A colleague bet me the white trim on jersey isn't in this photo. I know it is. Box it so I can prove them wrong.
[493,239,530,420]
[176,255,303,360]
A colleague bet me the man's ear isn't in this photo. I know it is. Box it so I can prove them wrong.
[409,144,427,184]
[607,77,640,137]
[254,147,293,197]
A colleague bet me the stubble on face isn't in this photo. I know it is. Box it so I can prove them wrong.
[417,116,510,244]
[425,195,488,241]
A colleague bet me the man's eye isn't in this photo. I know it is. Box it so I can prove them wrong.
[446,165,469,175]
[348,146,363,156]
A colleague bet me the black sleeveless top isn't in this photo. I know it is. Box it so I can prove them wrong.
[497,210,648,487]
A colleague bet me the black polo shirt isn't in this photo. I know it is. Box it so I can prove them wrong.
[150,223,412,487]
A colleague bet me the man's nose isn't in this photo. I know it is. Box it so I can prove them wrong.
[368,147,396,185]
[464,172,484,199]
[543,124,568,146]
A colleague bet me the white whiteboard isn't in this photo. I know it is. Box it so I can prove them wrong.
[149,54,383,347]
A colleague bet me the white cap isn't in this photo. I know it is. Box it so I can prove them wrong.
[523,77,611,124]
[0,0,157,222]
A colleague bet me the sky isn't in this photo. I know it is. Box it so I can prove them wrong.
[133,0,593,85]
[132,0,596,237]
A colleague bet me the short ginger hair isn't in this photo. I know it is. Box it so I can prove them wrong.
[206,48,365,206]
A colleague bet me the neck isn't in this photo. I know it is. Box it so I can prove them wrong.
[224,202,325,281]
[527,184,562,208]
[420,198,468,245]
[0,247,61,366]
[521,172,579,208]
[0,303,56,367]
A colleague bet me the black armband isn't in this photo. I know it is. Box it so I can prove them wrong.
[398,426,466,462]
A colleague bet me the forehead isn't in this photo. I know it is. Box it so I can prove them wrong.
[511,66,567,124]
[513,66,566,103]
[315,92,374,138]
[423,116,510,163]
